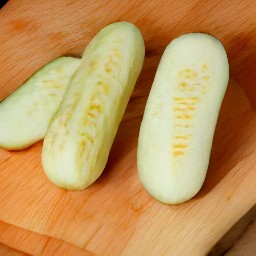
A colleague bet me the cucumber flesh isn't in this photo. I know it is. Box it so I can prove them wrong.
[0,57,81,150]
[42,22,145,190]
[137,33,229,204]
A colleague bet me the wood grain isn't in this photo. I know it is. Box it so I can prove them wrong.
[0,220,92,256]
[1,0,256,255]
[225,216,256,256]
[0,242,31,256]
[209,205,256,255]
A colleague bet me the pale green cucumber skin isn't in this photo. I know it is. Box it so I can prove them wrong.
[42,22,145,190]
[0,57,81,150]
[137,33,229,204]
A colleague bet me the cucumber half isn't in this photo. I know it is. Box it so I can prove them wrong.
[0,57,81,150]
[137,33,229,204]
[42,22,145,190]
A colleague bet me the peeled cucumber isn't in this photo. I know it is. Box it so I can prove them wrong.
[0,57,80,150]
[42,22,145,190]
[137,33,229,204]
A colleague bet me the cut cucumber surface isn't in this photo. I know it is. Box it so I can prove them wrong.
[137,33,229,204]
[0,57,80,150]
[42,22,145,190]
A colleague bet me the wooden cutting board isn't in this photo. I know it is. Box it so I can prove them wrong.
[1,1,256,255]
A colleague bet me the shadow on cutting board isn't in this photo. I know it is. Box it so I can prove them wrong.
[208,205,256,256]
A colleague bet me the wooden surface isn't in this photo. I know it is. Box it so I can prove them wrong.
[1,1,256,255]
[225,215,256,255]
[209,205,256,255]
[0,220,92,256]
[0,242,30,256]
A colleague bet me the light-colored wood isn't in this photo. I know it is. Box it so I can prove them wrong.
[1,1,256,255]
[0,220,92,256]
[225,217,256,255]
[0,242,31,256]
[209,206,256,255]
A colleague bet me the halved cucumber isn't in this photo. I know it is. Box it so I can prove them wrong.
[0,57,80,150]
[138,33,229,204]
[42,22,145,190]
